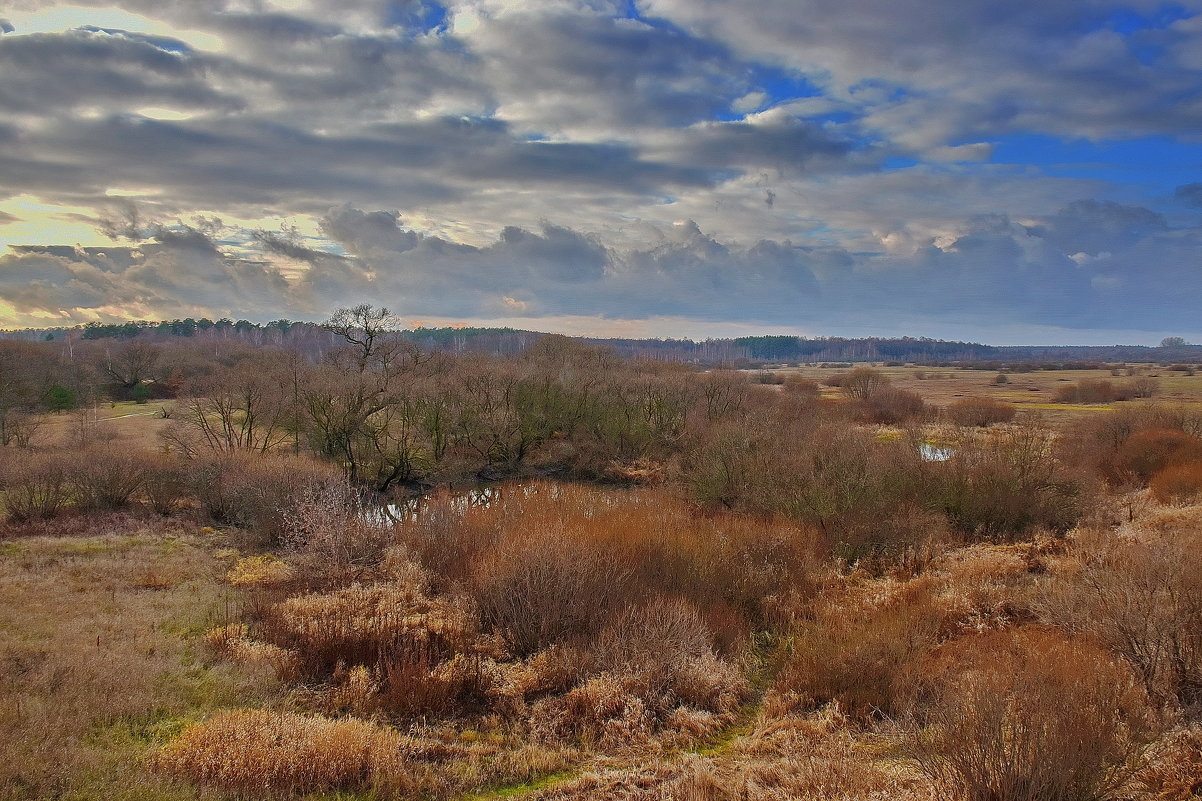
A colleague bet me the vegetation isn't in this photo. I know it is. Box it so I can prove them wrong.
[6,307,1202,799]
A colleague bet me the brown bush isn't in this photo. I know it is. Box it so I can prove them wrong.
[140,451,191,514]
[151,709,411,797]
[2,450,73,521]
[189,452,341,543]
[1110,428,1202,485]
[1040,532,1202,708]
[1150,462,1202,505]
[945,397,1016,427]
[936,420,1083,538]
[70,445,147,511]
[839,367,888,401]
[1054,379,1132,404]
[852,387,927,424]
[410,484,822,655]
[770,577,945,721]
[782,376,820,396]
[907,627,1155,801]
[280,479,395,588]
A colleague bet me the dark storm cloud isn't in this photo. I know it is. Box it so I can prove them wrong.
[0,28,238,113]
[1175,183,1202,207]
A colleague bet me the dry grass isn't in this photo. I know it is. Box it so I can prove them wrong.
[151,708,411,797]
[0,517,278,801]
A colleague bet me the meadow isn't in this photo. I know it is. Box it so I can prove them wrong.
[4,322,1202,800]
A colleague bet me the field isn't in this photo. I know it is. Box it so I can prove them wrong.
[6,334,1202,800]
[763,362,1202,426]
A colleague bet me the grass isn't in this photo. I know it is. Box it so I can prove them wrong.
[0,516,280,801]
[762,364,1202,427]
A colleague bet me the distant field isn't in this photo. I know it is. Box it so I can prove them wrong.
[763,363,1202,424]
[32,400,173,448]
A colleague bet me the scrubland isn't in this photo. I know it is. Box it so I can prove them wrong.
[6,322,1202,799]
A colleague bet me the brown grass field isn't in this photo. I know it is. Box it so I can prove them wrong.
[8,357,1202,800]
[763,363,1202,426]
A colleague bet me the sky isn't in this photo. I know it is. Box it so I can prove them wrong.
[1,0,1202,344]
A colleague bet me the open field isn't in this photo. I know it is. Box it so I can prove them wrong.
[0,516,278,801]
[759,363,1202,426]
[6,336,1202,799]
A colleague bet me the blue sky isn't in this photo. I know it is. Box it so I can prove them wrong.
[1,0,1201,344]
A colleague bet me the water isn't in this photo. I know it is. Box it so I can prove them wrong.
[919,443,954,461]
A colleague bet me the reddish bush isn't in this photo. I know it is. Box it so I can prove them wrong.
[945,397,1016,427]
[1110,428,1202,485]
[908,627,1154,801]
[1150,462,1202,504]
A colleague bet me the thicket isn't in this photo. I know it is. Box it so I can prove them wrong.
[12,311,1202,800]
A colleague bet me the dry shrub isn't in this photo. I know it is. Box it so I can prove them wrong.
[151,709,412,797]
[1136,727,1202,801]
[471,523,638,657]
[140,451,191,514]
[1054,378,1133,404]
[936,420,1083,539]
[190,452,341,543]
[1040,531,1202,708]
[852,387,927,424]
[1112,428,1202,485]
[280,478,395,588]
[2,450,73,521]
[524,598,748,747]
[771,576,945,721]
[908,627,1155,801]
[946,397,1016,427]
[783,376,821,396]
[70,445,147,511]
[1150,462,1202,505]
[444,484,823,656]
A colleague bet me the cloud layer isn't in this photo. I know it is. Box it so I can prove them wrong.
[1,0,1201,342]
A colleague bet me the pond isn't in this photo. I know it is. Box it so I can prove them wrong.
[919,443,955,461]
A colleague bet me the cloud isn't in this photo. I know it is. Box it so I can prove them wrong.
[1176,182,1202,207]
[2,0,1202,343]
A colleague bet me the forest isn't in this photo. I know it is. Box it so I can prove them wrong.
[4,305,1202,800]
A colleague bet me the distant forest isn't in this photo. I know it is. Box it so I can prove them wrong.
[2,318,1200,366]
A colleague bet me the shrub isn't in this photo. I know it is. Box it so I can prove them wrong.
[908,627,1155,801]
[1040,533,1202,707]
[993,373,1008,385]
[1110,428,1202,485]
[70,445,147,511]
[1054,379,1134,404]
[936,420,1083,538]
[190,452,341,544]
[946,397,1016,427]
[839,367,888,401]
[771,577,945,721]
[527,600,747,747]
[3,450,73,521]
[280,479,395,588]
[1150,462,1202,505]
[852,387,927,424]
[140,452,191,514]
[151,709,411,797]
